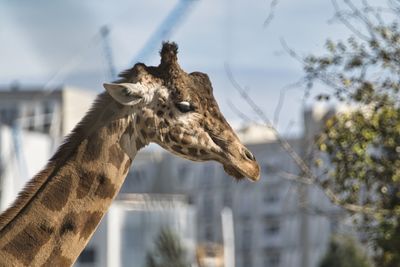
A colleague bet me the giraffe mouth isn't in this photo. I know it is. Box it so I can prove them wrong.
[223,163,260,182]
[208,131,260,181]
[223,164,245,180]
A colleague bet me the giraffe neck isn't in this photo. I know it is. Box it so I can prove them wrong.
[0,93,145,266]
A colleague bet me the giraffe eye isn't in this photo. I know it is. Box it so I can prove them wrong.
[176,101,194,113]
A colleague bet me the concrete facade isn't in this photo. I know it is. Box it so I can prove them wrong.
[0,86,96,212]
[0,86,95,138]
[74,194,197,267]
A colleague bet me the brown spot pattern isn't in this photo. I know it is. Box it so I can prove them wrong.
[188,147,198,156]
[181,135,192,145]
[77,169,96,199]
[148,131,156,139]
[83,135,103,162]
[41,175,71,211]
[169,133,178,143]
[164,134,170,143]
[39,221,54,235]
[159,120,168,129]
[109,144,125,169]
[172,145,183,153]
[60,212,79,236]
[4,223,52,266]
[94,175,116,199]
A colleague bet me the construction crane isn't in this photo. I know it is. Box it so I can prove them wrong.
[100,0,198,81]
[130,0,198,66]
[100,25,117,81]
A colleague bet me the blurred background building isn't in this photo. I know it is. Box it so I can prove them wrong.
[75,194,197,267]
[0,86,95,210]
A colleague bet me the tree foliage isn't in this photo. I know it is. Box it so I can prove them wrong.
[319,235,372,267]
[302,1,400,266]
[145,228,190,267]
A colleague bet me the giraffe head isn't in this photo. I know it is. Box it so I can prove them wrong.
[103,42,260,181]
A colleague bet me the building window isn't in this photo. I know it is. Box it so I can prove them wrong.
[206,228,212,240]
[123,226,139,248]
[242,250,252,267]
[0,108,18,126]
[263,162,279,174]
[264,221,280,236]
[43,101,54,114]
[42,101,54,133]
[241,232,252,251]
[178,164,189,185]
[223,191,232,207]
[78,247,96,264]
[264,251,281,266]
[263,186,280,203]
[263,192,279,203]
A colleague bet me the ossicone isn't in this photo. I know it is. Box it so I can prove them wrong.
[160,41,179,66]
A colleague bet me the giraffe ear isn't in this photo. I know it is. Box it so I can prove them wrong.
[103,82,145,106]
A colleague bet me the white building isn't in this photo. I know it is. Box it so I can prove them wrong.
[0,125,52,210]
[0,86,95,139]
[0,86,96,211]
[75,194,197,267]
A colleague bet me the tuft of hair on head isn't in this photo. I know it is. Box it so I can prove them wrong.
[160,41,179,66]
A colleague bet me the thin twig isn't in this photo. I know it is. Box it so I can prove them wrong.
[225,63,318,180]
[330,0,372,41]
[227,99,256,124]
[274,80,306,125]
[263,0,280,29]
[225,63,390,216]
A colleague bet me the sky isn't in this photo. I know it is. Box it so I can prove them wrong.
[0,0,374,135]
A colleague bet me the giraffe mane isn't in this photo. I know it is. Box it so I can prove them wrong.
[0,92,115,231]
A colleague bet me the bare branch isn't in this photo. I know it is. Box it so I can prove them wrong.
[227,99,256,123]
[330,0,372,41]
[225,62,391,216]
[225,63,317,179]
[280,38,303,62]
[263,0,280,29]
[273,79,306,125]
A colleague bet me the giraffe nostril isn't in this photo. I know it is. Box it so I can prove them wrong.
[243,148,256,161]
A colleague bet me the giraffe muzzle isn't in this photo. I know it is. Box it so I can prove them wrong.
[221,145,260,182]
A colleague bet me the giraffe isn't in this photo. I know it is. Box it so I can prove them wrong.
[0,42,260,266]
